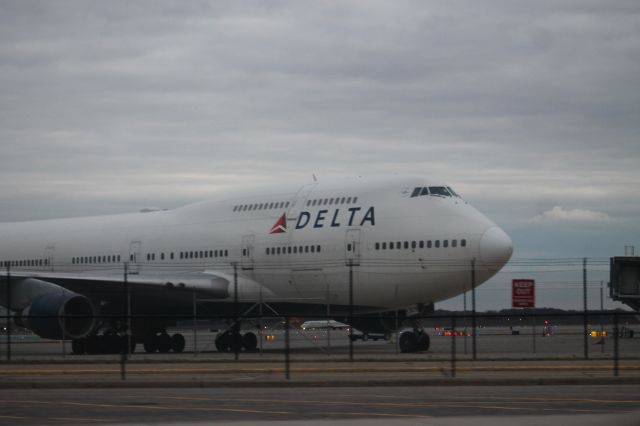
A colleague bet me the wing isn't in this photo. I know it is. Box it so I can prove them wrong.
[0,270,230,311]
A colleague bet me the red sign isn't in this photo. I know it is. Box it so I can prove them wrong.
[512,279,535,308]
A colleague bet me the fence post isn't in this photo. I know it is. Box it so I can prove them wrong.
[5,264,11,362]
[451,316,456,378]
[121,262,129,381]
[531,308,536,354]
[613,313,619,377]
[471,259,477,360]
[192,291,197,356]
[233,262,239,361]
[285,316,291,380]
[349,260,354,362]
[583,257,589,359]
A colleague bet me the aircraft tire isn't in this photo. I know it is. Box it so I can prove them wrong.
[399,331,417,353]
[242,332,258,351]
[144,338,158,353]
[105,333,120,354]
[157,333,172,353]
[215,332,230,352]
[215,331,231,352]
[228,333,243,352]
[171,333,186,353]
[71,338,85,355]
[85,335,101,354]
[417,332,430,351]
[121,335,136,354]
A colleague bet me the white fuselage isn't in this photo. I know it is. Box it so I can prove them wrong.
[0,176,513,312]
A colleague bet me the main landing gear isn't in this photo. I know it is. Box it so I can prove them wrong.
[71,332,136,355]
[215,330,258,352]
[71,331,186,355]
[143,332,186,354]
[398,329,430,353]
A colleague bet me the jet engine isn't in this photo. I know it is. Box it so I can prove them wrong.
[15,291,95,340]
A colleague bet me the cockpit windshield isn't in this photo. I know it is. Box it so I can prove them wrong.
[429,186,451,197]
[409,186,461,198]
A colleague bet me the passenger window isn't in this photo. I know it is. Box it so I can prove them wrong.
[266,248,270,255]
[389,242,394,250]
[419,241,424,249]
[311,245,315,253]
[461,239,467,247]
[452,240,457,247]
[293,246,298,254]
[312,200,317,206]
[427,241,432,248]
[382,242,387,250]
[353,197,358,203]
[443,240,448,248]
[305,246,309,253]
[317,245,321,253]
[307,200,311,206]
[288,247,292,254]
[346,197,352,204]
[411,241,416,249]
[170,253,174,260]
[285,202,290,208]
[404,241,409,249]
[435,240,440,248]
[347,244,352,252]
[375,242,380,250]
[340,197,346,204]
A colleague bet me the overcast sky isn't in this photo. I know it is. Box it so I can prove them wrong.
[1,1,639,310]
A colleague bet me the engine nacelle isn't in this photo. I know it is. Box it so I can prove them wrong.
[15,292,95,340]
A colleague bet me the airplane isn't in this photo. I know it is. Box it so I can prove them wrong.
[0,175,512,354]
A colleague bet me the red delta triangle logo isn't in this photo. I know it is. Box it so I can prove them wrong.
[270,213,287,234]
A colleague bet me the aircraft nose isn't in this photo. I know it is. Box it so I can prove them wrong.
[479,226,513,267]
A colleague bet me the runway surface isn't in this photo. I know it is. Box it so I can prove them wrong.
[0,385,639,425]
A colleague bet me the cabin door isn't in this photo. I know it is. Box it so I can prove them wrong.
[129,241,142,275]
[345,229,361,266]
[44,245,55,271]
[241,234,255,270]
